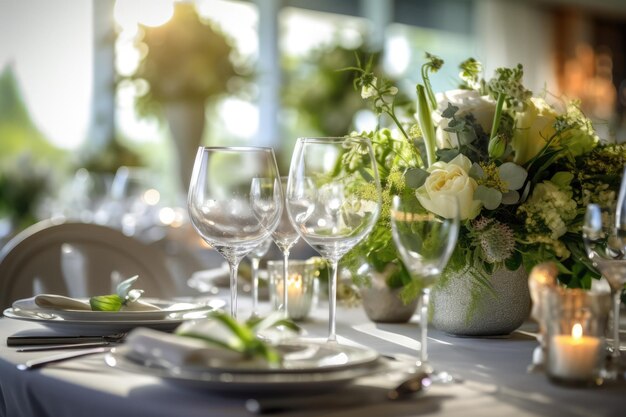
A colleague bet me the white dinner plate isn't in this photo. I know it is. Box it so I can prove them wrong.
[11,298,219,321]
[2,299,225,335]
[105,341,382,394]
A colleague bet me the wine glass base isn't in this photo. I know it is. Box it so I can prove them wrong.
[410,361,460,384]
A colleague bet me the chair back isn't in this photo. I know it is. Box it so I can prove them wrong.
[0,220,176,310]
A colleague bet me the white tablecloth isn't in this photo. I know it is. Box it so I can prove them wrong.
[0,300,624,417]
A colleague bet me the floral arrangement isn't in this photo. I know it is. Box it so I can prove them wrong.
[341,54,626,301]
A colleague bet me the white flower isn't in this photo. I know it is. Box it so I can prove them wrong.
[416,154,482,220]
[428,89,496,149]
[361,77,377,99]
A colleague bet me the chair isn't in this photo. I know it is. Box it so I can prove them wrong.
[0,220,177,310]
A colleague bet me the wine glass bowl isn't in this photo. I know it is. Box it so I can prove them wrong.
[286,137,381,341]
[583,203,626,379]
[188,147,282,318]
[390,194,459,373]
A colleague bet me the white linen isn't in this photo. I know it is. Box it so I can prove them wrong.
[12,295,161,312]
[125,327,243,367]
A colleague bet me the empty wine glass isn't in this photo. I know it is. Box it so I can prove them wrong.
[271,177,301,316]
[390,193,459,375]
[188,147,282,319]
[286,137,381,342]
[584,203,626,380]
[246,238,272,318]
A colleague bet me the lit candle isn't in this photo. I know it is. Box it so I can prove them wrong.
[549,323,601,381]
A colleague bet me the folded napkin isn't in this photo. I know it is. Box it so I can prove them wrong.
[13,295,160,312]
[126,327,244,368]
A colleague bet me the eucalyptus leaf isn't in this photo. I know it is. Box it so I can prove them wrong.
[474,185,502,210]
[498,162,527,190]
[436,148,460,163]
[89,295,123,312]
[441,103,458,119]
[469,163,485,179]
[404,167,430,189]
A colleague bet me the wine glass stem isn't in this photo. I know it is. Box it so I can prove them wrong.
[611,290,622,361]
[282,251,290,319]
[327,259,339,343]
[251,258,260,316]
[228,260,240,319]
[419,288,431,368]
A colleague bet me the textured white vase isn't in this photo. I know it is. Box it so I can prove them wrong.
[359,263,418,323]
[431,266,530,336]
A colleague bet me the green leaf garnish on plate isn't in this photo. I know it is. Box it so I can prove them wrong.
[88,275,144,311]
[89,294,124,311]
[176,311,300,365]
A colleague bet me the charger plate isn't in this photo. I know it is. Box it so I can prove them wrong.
[104,340,381,394]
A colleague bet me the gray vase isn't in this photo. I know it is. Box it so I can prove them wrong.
[359,263,418,323]
[431,266,530,336]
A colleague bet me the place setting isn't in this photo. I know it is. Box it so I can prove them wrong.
[4,275,225,336]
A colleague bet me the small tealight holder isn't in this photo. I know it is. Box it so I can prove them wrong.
[266,259,317,321]
[544,288,610,386]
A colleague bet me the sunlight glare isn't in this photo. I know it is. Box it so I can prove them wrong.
[114,0,175,31]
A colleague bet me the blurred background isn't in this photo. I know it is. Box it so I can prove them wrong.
[0,0,625,250]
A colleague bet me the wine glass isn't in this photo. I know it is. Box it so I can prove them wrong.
[390,193,459,374]
[271,177,301,316]
[188,147,282,319]
[246,238,272,318]
[583,203,626,380]
[286,137,381,342]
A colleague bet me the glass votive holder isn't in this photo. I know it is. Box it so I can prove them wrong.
[266,259,317,321]
[544,288,610,386]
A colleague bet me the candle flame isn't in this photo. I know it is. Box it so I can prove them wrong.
[572,323,583,339]
[288,274,303,290]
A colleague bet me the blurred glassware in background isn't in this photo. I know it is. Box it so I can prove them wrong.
[271,177,301,316]
[246,238,272,318]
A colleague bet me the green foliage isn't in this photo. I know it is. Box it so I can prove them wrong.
[344,51,626,296]
[127,3,239,118]
[176,312,301,365]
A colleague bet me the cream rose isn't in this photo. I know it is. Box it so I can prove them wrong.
[429,90,495,149]
[511,97,557,165]
[416,154,482,220]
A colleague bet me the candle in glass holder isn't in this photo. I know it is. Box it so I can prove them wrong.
[548,323,602,382]
[267,260,315,321]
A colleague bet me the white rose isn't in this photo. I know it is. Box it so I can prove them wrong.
[416,154,482,220]
[427,89,495,149]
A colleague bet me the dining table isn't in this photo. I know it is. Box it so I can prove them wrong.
[0,294,624,417]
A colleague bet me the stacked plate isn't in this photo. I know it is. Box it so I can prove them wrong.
[105,339,382,394]
[3,297,225,334]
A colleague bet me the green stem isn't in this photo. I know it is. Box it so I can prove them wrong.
[421,66,437,110]
[416,84,436,168]
[489,93,506,141]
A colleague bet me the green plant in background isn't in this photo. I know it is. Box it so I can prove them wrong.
[127,3,239,118]
[0,65,62,231]
[283,44,401,138]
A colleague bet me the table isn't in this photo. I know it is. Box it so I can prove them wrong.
[0,302,624,417]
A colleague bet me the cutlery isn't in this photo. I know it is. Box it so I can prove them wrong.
[7,332,126,347]
[16,347,110,371]
[16,341,112,352]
